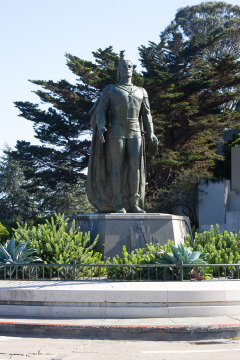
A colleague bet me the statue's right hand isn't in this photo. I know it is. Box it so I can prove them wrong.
[99,127,107,143]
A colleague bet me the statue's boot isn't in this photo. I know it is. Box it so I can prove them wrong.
[129,194,146,213]
[112,194,126,213]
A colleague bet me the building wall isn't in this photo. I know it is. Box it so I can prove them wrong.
[198,180,230,228]
[231,147,240,192]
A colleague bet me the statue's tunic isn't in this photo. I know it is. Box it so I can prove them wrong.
[96,84,153,139]
[86,84,153,212]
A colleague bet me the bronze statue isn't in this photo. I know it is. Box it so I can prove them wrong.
[86,60,158,213]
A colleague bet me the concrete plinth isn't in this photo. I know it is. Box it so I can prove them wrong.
[70,213,191,259]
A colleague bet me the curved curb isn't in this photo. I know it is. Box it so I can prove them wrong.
[1,321,240,341]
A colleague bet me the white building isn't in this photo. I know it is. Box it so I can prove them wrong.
[198,147,240,232]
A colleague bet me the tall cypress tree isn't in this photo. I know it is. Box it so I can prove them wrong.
[10,3,240,220]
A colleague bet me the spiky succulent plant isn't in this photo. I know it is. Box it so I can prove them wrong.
[0,237,41,277]
[156,243,207,280]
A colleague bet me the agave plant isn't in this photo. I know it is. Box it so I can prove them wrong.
[0,237,42,277]
[156,243,207,280]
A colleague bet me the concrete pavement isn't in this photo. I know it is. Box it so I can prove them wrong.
[1,336,240,360]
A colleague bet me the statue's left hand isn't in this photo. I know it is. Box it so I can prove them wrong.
[148,134,159,157]
[150,134,158,144]
[99,127,107,143]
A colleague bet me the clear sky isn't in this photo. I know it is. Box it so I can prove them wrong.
[1,0,240,154]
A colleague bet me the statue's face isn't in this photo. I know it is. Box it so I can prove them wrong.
[120,61,133,77]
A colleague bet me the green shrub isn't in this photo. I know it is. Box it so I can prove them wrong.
[108,243,162,280]
[26,215,50,227]
[186,225,240,264]
[186,225,240,276]
[108,241,198,280]
[13,213,105,278]
[0,222,10,243]
[0,220,18,240]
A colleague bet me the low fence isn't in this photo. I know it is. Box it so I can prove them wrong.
[0,262,240,281]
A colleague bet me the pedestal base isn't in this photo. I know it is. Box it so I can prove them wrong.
[70,213,191,259]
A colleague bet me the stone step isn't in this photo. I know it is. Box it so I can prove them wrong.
[1,281,240,318]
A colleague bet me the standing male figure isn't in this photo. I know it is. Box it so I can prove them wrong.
[86,60,158,213]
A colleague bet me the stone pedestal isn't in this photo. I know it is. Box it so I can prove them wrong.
[70,213,191,259]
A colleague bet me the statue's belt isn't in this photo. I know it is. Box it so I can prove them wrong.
[112,117,139,122]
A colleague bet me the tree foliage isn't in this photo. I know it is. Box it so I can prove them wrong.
[162,2,240,58]
[139,2,240,208]
[0,146,37,221]
[152,172,200,228]
[214,131,240,179]
[11,48,126,216]
[0,222,9,243]
[8,2,240,220]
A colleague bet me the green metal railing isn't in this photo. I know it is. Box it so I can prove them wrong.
[0,262,240,281]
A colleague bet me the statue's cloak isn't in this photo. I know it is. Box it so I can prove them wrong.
[86,99,146,212]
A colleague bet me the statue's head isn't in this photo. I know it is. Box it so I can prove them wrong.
[117,60,133,81]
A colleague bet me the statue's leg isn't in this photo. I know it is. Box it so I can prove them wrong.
[127,138,145,213]
[109,137,126,213]
[127,137,141,195]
